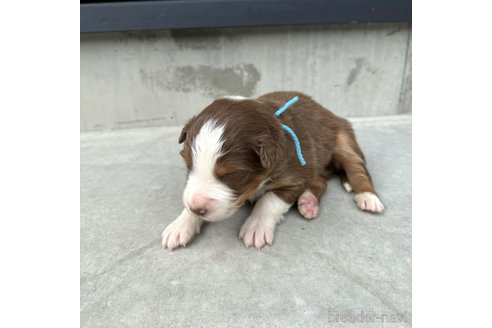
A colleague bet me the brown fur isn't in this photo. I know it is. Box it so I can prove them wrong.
[179,91,379,209]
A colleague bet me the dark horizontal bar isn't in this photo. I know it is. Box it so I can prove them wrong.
[81,0,412,33]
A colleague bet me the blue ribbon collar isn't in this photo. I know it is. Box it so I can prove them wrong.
[274,96,306,166]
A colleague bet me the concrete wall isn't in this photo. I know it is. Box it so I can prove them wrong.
[81,23,411,131]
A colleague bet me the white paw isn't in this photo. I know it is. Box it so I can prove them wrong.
[239,217,276,249]
[354,192,385,213]
[342,181,353,192]
[161,211,202,251]
[297,190,319,219]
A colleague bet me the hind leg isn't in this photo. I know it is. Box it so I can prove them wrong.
[297,176,328,219]
[339,170,353,193]
[335,130,384,213]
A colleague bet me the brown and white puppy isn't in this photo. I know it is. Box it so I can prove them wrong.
[162,91,384,250]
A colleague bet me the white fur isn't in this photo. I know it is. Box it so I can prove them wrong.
[183,120,236,221]
[343,181,353,192]
[223,95,247,100]
[354,192,384,213]
[239,192,292,249]
[190,120,225,176]
[162,209,203,251]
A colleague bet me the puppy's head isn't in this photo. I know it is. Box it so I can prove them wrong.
[178,99,284,222]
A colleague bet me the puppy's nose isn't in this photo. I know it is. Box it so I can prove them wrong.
[189,193,212,216]
[190,206,208,216]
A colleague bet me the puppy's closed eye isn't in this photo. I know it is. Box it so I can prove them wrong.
[218,170,253,192]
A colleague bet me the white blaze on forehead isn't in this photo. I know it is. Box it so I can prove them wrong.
[184,120,235,214]
[191,120,225,174]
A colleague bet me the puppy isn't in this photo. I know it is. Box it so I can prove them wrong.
[162,92,384,250]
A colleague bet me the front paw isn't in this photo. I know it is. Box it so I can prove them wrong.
[162,211,202,251]
[239,217,275,249]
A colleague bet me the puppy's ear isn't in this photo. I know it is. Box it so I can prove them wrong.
[178,117,195,144]
[257,135,283,169]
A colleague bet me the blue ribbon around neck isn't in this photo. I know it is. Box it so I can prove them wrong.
[274,96,306,166]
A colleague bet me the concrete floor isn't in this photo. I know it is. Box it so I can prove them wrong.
[81,115,411,327]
